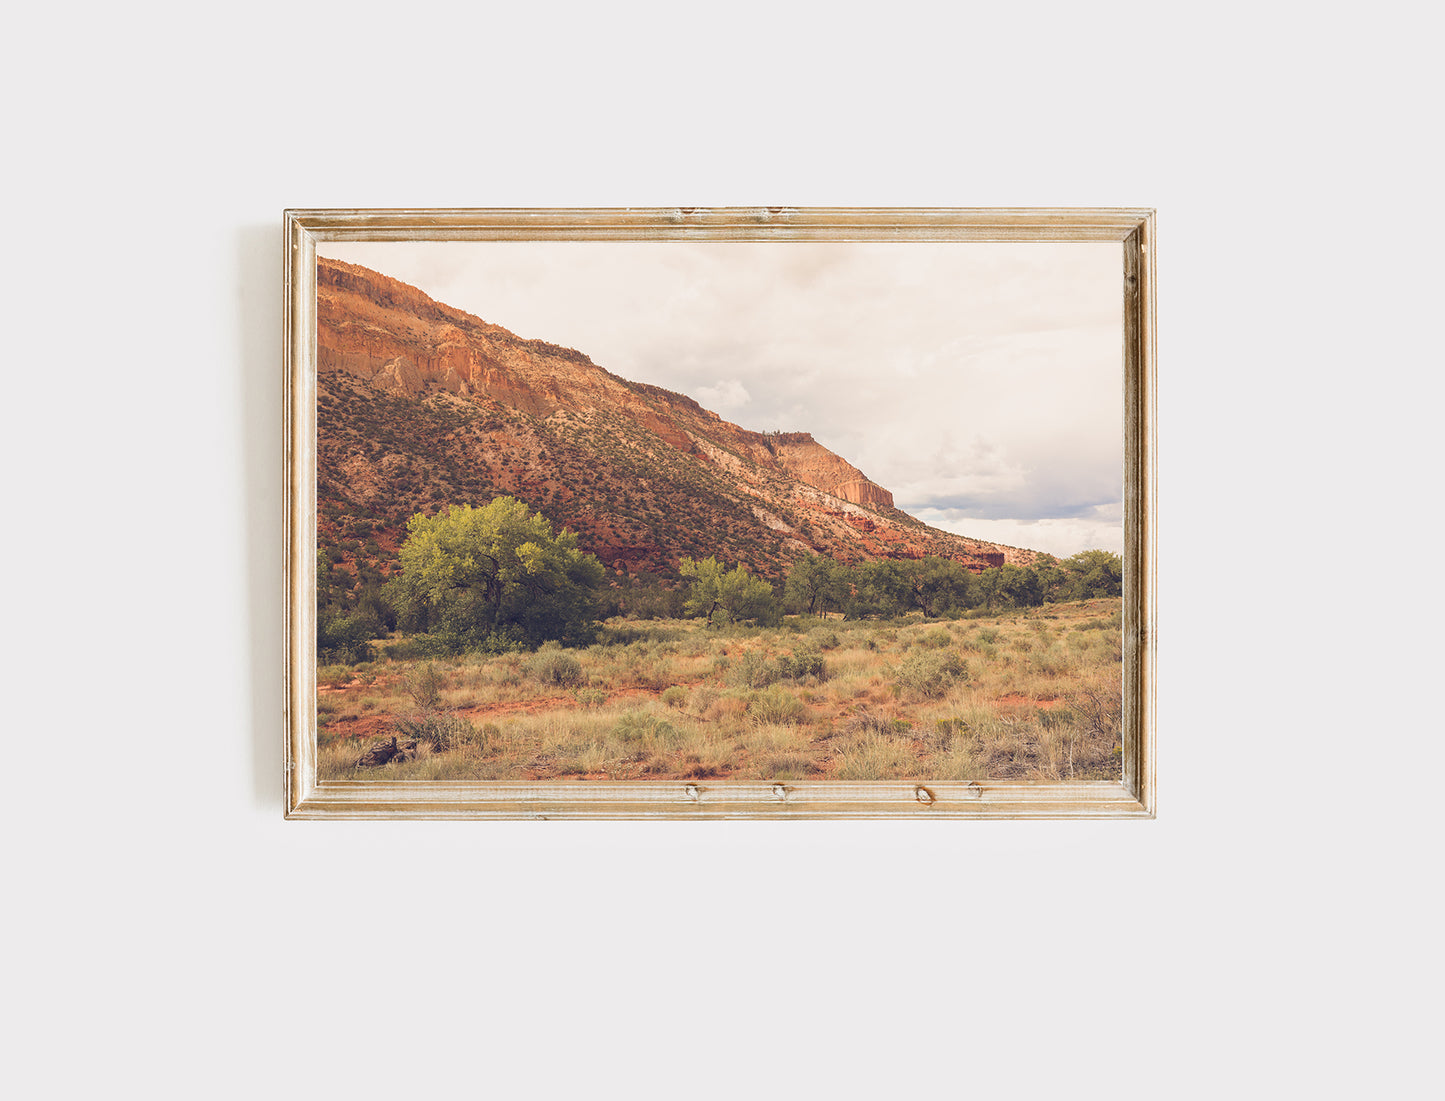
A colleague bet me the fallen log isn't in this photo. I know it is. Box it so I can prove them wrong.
[355,736,423,767]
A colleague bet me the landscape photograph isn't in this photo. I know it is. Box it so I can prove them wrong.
[310,239,1125,784]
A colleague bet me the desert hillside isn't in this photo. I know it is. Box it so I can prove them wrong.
[315,257,1038,583]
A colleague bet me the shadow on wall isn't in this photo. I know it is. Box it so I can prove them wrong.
[237,223,284,811]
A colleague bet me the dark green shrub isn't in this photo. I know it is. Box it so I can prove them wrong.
[318,610,375,665]
[777,646,827,682]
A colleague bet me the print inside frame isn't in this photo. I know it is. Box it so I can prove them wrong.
[284,208,1155,819]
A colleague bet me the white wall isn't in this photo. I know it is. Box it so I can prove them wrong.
[8,4,1437,1098]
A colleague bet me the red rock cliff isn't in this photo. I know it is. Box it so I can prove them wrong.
[764,432,893,508]
[317,258,894,508]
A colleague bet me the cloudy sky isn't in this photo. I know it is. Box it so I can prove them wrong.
[318,240,1123,556]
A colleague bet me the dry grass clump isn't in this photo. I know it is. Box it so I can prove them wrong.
[807,626,842,650]
[758,752,822,781]
[574,686,607,709]
[893,649,967,700]
[747,686,809,725]
[404,662,442,708]
[916,626,953,649]
[833,735,919,781]
[611,707,680,747]
[524,645,585,688]
[318,664,355,688]
[846,708,914,738]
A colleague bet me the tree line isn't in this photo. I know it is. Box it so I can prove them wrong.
[318,495,1123,662]
[672,547,1120,628]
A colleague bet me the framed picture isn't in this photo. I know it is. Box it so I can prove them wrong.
[284,208,1155,819]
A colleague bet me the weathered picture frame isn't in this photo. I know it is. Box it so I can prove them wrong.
[284,207,1155,819]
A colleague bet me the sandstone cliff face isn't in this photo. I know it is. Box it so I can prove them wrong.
[314,257,1035,579]
[317,258,606,417]
[764,433,893,508]
[317,258,897,508]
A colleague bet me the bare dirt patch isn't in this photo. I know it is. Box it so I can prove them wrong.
[995,692,1065,710]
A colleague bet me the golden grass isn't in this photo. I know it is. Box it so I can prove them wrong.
[316,598,1124,783]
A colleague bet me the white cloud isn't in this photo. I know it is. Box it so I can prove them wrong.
[695,379,751,410]
[915,507,1124,558]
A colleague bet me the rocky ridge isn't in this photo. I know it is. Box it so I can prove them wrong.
[315,257,1035,583]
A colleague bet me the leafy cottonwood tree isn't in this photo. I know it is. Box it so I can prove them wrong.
[975,566,1004,613]
[996,563,1044,607]
[845,559,909,619]
[1030,554,1066,603]
[1061,549,1123,599]
[905,556,974,617]
[680,556,781,626]
[783,553,848,617]
[391,497,605,649]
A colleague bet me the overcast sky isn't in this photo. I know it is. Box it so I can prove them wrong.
[318,240,1123,556]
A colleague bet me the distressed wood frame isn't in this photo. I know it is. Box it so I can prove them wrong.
[284,207,1156,819]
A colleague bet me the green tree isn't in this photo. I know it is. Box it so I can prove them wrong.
[680,556,781,627]
[997,563,1044,607]
[1030,554,1066,603]
[354,583,397,635]
[317,608,375,665]
[390,497,606,649]
[316,545,388,664]
[904,557,973,617]
[846,559,909,619]
[784,554,847,617]
[975,567,1003,613]
[1061,549,1123,599]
